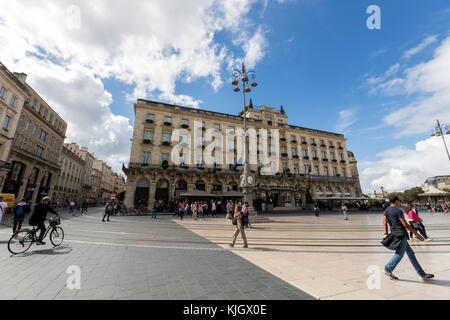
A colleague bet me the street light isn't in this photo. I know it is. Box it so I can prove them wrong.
[232,63,258,214]
[431,120,450,162]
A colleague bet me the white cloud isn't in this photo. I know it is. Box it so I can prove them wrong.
[403,35,438,60]
[0,0,270,173]
[366,35,450,136]
[360,136,450,193]
[335,108,357,133]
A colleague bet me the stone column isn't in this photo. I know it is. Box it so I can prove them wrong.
[31,170,45,205]
[149,180,156,205]
[291,191,296,208]
[17,165,34,201]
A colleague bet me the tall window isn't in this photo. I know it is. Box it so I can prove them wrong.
[162,132,171,143]
[331,152,336,160]
[292,148,297,156]
[32,125,37,136]
[161,153,169,163]
[302,149,308,157]
[39,130,48,142]
[9,96,16,107]
[147,114,155,121]
[35,146,44,157]
[164,116,172,124]
[181,119,189,126]
[342,168,347,178]
[291,135,296,142]
[2,115,10,131]
[0,87,5,99]
[312,150,317,158]
[25,120,31,131]
[144,130,153,141]
[214,123,221,130]
[322,151,327,159]
[294,164,299,174]
[282,162,288,173]
[142,152,151,165]
[333,167,338,176]
[324,166,329,176]
[340,153,345,161]
[314,166,319,175]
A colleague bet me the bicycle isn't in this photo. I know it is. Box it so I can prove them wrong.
[8,217,64,255]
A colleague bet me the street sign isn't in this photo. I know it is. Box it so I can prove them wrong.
[111,193,117,199]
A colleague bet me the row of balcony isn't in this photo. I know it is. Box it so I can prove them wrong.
[126,163,357,183]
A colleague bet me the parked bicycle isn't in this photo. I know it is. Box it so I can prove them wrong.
[8,217,64,255]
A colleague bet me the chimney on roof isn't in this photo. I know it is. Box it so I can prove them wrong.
[13,72,28,83]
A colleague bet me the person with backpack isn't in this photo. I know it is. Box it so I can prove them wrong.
[102,201,112,222]
[13,199,31,234]
[229,204,248,248]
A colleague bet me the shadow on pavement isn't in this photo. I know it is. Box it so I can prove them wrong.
[10,245,73,258]
[398,279,450,287]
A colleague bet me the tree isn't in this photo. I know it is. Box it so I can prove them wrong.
[403,187,424,203]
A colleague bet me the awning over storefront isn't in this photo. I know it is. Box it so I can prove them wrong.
[179,191,244,198]
[313,197,388,201]
[220,191,244,198]
[179,191,216,198]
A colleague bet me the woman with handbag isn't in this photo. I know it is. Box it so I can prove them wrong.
[228,205,248,248]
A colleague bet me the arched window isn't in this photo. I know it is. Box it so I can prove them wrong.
[176,180,188,191]
[137,178,150,188]
[195,180,206,191]
[212,181,222,192]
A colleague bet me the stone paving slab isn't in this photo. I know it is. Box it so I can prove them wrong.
[0,207,314,300]
[175,211,450,300]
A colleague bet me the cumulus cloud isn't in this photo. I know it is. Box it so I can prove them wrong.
[360,137,450,193]
[0,0,270,173]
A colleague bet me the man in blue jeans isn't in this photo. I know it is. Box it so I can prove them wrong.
[383,196,434,280]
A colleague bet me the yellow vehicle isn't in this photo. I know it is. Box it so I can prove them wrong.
[0,193,16,209]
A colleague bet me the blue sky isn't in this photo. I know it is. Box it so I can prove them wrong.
[1,0,449,192]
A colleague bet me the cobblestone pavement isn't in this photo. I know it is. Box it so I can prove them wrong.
[0,208,314,300]
[176,211,450,300]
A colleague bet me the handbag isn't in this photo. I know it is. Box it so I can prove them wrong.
[381,233,394,248]
[232,213,239,226]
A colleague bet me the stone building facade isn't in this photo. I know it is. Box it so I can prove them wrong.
[0,63,28,189]
[1,71,67,204]
[53,144,86,205]
[123,99,362,209]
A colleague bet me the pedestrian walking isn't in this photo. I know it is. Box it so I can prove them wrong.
[229,204,248,248]
[69,200,75,215]
[407,201,430,241]
[198,201,204,219]
[0,196,7,225]
[341,203,348,220]
[313,203,320,217]
[13,199,31,234]
[102,201,112,222]
[212,201,217,218]
[382,196,434,280]
[152,205,157,219]
[192,202,198,220]
[242,202,252,228]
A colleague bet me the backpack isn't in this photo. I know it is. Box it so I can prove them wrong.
[16,206,24,215]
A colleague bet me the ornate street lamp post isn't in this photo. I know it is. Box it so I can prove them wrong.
[232,63,258,214]
[431,120,450,162]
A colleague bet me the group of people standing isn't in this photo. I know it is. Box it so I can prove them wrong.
[172,201,218,221]
[69,200,89,215]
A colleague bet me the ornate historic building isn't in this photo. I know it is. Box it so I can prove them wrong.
[53,144,86,205]
[0,63,28,189]
[1,70,67,203]
[123,99,362,209]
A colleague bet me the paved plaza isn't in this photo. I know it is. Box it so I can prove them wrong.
[1,208,449,300]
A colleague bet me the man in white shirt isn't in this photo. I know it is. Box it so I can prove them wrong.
[0,197,8,224]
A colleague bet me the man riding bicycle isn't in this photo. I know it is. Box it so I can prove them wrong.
[29,196,60,245]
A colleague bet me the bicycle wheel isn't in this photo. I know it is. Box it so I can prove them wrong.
[50,227,64,247]
[8,231,33,255]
